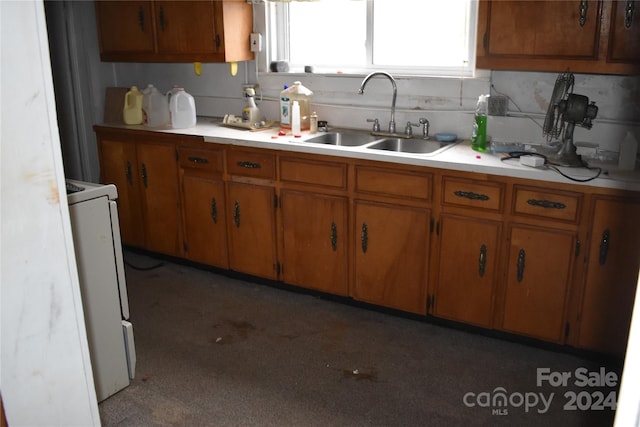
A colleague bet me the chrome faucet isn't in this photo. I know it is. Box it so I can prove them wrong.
[358,72,397,134]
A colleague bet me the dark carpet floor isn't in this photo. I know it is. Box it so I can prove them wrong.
[98,252,618,426]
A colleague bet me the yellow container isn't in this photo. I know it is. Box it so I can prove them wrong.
[123,86,144,125]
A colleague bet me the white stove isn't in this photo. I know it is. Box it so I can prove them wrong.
[66,179,136,401]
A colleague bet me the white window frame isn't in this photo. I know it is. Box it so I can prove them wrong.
[258,0,478,78]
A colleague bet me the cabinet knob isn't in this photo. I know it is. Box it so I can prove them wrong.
[141,163,148,188]
[517,248,526,282]
[625,1,635,29]
[126,160,133,185]
[579,0,588,27]
[138,6,145,32]
[211,197,218,224]
[233,201,240,228]
[479,244,487,277]
[599,229,610,265]
[330,222,338,252]
[361,223,368,253]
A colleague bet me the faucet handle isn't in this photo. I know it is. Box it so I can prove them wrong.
[405,121,419,136]
[366,118,380,132]
[418,118,430,139]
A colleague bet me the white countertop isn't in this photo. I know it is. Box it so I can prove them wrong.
[100,117,640,193]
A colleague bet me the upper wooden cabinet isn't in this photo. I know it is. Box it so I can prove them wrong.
[95,0,253,62]
[476,0,640,75]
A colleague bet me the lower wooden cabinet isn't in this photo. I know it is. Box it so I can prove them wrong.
[578,197,640,355]
[502,225,576,343]
[281,191,348,295]
[99,134,181,256]
[354,200,430,315]
[96,127,640,355]
[182,175,228,268]
[434,215,501,328]
[226,182,278,280]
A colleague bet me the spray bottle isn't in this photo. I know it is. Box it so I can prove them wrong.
[242,87,260,125]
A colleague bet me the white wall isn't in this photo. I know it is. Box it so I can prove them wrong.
[111,63,639,154]
[1,1,99,425]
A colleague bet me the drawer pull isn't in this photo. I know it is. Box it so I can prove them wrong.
[188,156,209,164]
[527,199,566,209]
[361,223,368,253]
[454,190,489,201]
[599,229,610,265]
[479,244,487,277]
[330,222,337,252]
[517,248,526,282]
[237,161,261,169]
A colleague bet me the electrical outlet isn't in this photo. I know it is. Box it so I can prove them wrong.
[250,33,262,53]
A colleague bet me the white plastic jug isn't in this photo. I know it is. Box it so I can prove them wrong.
[169,87,197,129]
[123,86,144,125]
[142,84,170,127]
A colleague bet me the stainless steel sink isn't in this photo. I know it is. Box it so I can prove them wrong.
[366,138,458,155]
[303,132,379,146]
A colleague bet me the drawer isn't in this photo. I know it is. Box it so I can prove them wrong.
[179,147,224,173]
[355,166,432,201]
[512,186,581,223]
[442,177,504,212]
[226,149,276,179]
[280,157,347,189]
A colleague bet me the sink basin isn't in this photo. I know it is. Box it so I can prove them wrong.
[303,132,379,146]
[366,138,458,155]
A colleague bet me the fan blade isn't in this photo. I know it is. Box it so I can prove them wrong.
[543,72,575,139]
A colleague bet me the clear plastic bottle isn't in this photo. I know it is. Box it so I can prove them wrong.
[291,101,301,135]
[169,87,197,129]
[279,81,313,130]
[242,87,260,125]
[142,84,170,127]
[309,111,318,134]
[472,94,489,152]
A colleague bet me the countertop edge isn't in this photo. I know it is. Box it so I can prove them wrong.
[94,120,640,193]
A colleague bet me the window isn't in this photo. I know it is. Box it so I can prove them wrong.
[265,0,477,77]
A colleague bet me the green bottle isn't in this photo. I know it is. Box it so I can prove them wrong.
[472,94,489,152]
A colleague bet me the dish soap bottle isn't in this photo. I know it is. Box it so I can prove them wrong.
[280,85,290,129]
[242,87,260,125]
[472,94,489,152]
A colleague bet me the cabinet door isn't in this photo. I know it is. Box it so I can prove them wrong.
[99,139,145,247]
[182,175,228,269]
[281,191,348,296]
[434,215,501,328]
[95,1,155,55]
[227,182,277,280]
[136,142,181,256]
[482,1,600,58]
[502,226,575,343]
[608,0,640,63]
[579,197,640,354]
[354,201,430,315]
[154,1,218,55]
